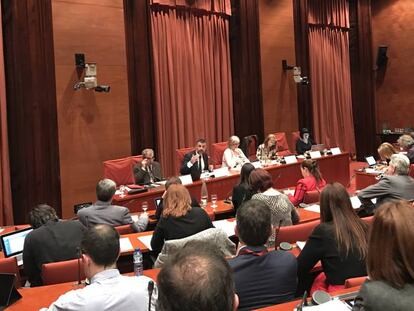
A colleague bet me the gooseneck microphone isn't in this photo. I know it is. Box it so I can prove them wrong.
[147,280,155,311]
[77,247,82,285]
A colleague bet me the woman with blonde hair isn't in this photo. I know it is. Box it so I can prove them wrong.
[377,142,397,165]
[222,135,250,169]
[151,184,213,252]
[353,201,414,310]
[256,134,278,161]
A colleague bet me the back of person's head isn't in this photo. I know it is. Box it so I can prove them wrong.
[301,159,322,182]
[239,163,255,185]
[96,179,116,202]
[249,168,273,193]
[165,176,182,190]
[81,224,120,267]
[368,201,414,288]
[397,134,414,150]
[300,127,310,138]
[29,204,59,229]
[157,241,237,311]
[320,183,368,258]
[389,153,410,175]
[162,184,191,218]
[236,200,271,246]
[377,142,397,160]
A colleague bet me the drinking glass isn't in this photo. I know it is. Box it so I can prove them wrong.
[211,194,218,208]
[142,201,148,216]
[119,185,126,198]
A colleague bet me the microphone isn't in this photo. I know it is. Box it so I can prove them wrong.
[297,290,308,310]
[274,219,283,250]
[77,247,82,286]
[147,280,155,311]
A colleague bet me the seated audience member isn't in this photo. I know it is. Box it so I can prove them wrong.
[151,184,214,253]
[397,134,414,164]
[256,134,278,161]
[23,204,86,287]
[155,176,200,219]
[157,241,238,311]
[77,179,148,232]
[250,169,299,247]
[297,183,368,294]
[296,127,314,155]
[133,148,163,185]
[222,135,250,169]
[180,138,213,175]
[229,200,297,310]
[353,201,414,311]
[41,225,156,311]
[357,154,414,215]
[232,163,255,211]
[288,159,326,206]
[377,142,397,165]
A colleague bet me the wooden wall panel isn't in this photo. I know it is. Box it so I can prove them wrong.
[52,0,131,218]
[259,0,298,137]
[230,0,264,142]
[2,0,61,224]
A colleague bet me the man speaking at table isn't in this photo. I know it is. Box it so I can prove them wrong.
[180,138,213,175]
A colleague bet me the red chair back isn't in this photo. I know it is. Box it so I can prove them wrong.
[241,135,258,161]
[275,219,320,246]
[175,147,195,174]
[344,276,367,288]
[42,258,85,286]
[291,131,300,153]
[103,155,142,186]
[0,257,21,288]
[303,190,320,204]
[211,142,228,166]
[273,132,292,157]
[115,224,134,235]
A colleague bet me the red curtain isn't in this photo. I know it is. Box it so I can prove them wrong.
[150,0,233,176]
[308,0,356,154]
[0,4,14,226]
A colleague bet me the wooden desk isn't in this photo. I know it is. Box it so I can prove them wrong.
[355,170,378,190]
[6,269,160,311]
[113,153,350,213]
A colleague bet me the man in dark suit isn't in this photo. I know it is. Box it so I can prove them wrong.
[133,148,163,185]
[180,138,213,175]
[77,179,148,232]
[228,200,297,310]
[23,204,86,286]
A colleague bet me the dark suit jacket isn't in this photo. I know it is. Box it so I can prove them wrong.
[231,183,253,211]
[180,151,209,175]
[228,246,297,310]
[23,220,86,286]
[133,161,163,185]
[353,280,414,311]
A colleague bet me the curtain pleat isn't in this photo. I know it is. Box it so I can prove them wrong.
[151,5,233,176]
[0,4,14,226]
[308,0,356,154]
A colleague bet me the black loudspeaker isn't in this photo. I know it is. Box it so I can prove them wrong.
[376,46,388,67]
[75,53,85,68]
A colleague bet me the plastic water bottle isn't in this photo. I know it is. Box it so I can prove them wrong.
[200,180,209,208]
[133,248,143,276]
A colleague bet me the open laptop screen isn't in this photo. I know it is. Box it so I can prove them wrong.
[365,156,376,166]
[1,228,33,258]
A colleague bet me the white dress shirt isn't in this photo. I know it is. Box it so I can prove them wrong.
[222,148,249,169]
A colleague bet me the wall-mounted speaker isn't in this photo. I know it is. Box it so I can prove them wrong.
[376,46,388,68]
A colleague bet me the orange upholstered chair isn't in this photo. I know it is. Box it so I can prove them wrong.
[275,219,320,246]
[291,131,300,153]
[175,147,195,175]
[42,258,85,285]
[114,224,134,235]
[103,155,142,186]
[303,190,321,204]
[344,276,367,288]
[0,257,21,288]
[273,132,292,157]
[211,142,228,167]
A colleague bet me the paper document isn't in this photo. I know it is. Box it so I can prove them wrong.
[138,235,153,251]
[330,147,341,155]
[119,237,134,252]
[251,161,262,168]
[131,215,139,222]
[304,204,321,213]
[365,168,381,174]
[350,196,362,209]
[0,228,4,234]
[284,189,295,196]
[295,299,351,310]
[155,180,167,185]
[213,167,230,178]
[179,175,193,185]
[296,241,306,250]
[213,219,236,237]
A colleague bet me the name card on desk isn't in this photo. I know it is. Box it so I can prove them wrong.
[284,155,298,164]
[179,175,193,185]
[330,147,341,155]
[310,151,322,159]
[213,167,230,178]
[304,204,321,213]
[138,235,153,251]
[120,237,134,252]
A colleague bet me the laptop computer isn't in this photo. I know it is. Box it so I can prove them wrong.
[0,274,22,308]
[365,156,376,167]
[0,227,33,266]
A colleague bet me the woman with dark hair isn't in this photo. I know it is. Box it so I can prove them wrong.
[231,163,255,211]
[296,128,314,155]
[353,201,414,310]
[297,183,368,294]
[288,159,326,206]
[250,169,299,247]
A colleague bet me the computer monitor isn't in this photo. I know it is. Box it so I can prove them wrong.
[0,227,33,258]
